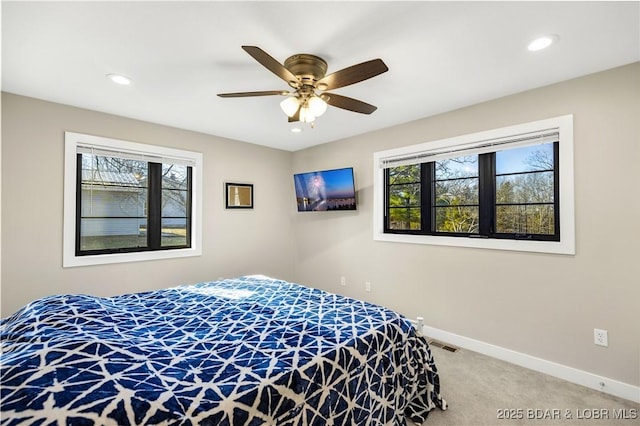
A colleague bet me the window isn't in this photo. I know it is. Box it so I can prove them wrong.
[373,115,574,254]
[64,132,203,267]
[385,143,559,240]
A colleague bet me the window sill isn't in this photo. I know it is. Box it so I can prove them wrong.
[373,231,574,255]
[63,246,202,268]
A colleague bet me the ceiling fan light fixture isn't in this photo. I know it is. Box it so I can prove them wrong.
[280,96,300,117]
[308,95,328,117]
[299,106,315,123]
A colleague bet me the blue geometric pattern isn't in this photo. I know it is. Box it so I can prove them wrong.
[1,276,445,425]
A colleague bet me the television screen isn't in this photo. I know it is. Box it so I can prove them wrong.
[294,167,356,212]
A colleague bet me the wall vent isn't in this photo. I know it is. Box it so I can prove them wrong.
[428,339,458,353]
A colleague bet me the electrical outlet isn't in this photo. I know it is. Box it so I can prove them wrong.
[340,276,346,286]
[594,329,608,347]
[365,281,371,292]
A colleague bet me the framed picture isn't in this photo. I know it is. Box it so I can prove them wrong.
[225,182,253,209]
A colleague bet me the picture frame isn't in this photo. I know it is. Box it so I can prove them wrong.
[225,182,253,209]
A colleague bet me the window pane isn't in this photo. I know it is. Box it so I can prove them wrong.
[80,155,148,251]
[388,164,420,184]
[387,165,421,231]
[433,155,478,211]
[434,206,479,233]
[80,218,147,250]
[496,171,554,204]
[81,189,147,217]
[388,207,421,230]
[496,205,555,235]
[435,156,477,179]
[161,165,190,248]
[496,143,554,174]
[162,189,188,217]
[162,164,188,189]
[161,218,187,247]
[389,183,420,207]
[435,178,479,206]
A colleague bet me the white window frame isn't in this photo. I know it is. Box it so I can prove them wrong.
[373,115,575,255]
[63,132,203,267]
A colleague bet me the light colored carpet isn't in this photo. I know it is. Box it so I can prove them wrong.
[413,345,639,425]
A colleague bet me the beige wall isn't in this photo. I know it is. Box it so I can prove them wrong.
[1,93,297,315]
[291,62,640,387]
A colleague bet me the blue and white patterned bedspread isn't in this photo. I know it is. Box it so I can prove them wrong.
[1,275,444,425]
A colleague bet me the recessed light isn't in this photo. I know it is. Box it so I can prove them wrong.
[291,127,302,133]
[107,74,132,85]
[527,35,558,52]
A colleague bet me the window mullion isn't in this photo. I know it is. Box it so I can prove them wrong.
[478,153,495,236]
[75,154,83,255]
[383,169,390,232]
[553,141,560,239]
[148,163,162,249]
[422,162,433,234]
[185,167,193,247]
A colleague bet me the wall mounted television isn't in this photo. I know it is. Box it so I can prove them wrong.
[294,167,357,212]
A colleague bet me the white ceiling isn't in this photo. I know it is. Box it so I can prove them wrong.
[2,1,639,151]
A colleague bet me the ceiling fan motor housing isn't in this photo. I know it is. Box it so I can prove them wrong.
[284,54,328,87]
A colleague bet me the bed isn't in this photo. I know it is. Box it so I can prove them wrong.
[1,275,445,425]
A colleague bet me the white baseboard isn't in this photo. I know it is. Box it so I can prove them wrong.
[419,324,640,404]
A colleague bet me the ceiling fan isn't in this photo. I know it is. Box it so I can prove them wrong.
[218,46,388,124]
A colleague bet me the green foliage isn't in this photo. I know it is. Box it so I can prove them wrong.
[388,207,421,230]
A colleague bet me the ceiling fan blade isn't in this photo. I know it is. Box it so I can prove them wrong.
[324,93,377,114]
[288,107,300,122]
[217,90,287,98]
[316,59,388,91]
[242,46,300,88]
